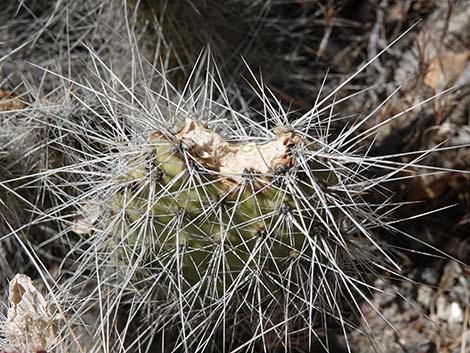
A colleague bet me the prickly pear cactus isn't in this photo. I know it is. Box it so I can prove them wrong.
[113,118,340,290]
[65,82,404,352]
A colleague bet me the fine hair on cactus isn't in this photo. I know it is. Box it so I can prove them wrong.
[21,38,467,353]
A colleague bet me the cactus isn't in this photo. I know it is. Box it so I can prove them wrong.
[44,49,449,352]
[113,118,335,289]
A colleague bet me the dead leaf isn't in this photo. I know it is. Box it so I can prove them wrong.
[424,51,470,91]
[5,274,56,353]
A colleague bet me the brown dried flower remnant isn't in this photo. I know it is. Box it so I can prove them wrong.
[5,274,56,353]
[174,119,302,185]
